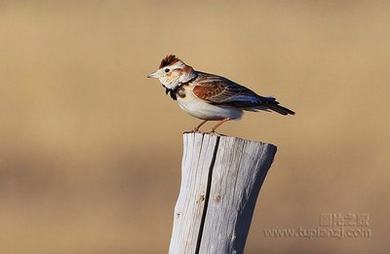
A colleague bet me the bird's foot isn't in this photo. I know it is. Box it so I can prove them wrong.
[207,129,224,136]
[192,127,200,133]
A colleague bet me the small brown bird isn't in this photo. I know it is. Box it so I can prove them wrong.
[147,55,295,132]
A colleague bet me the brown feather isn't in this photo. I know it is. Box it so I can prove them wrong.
[193,82,226,100]
[159,54,180,68]
[192,73,259,104]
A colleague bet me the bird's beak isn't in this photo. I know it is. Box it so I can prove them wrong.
[147,70,159,79]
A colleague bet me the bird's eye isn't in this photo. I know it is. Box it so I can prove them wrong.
[164,68,170,73]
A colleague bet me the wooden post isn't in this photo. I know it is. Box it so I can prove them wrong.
[169,132,277,254]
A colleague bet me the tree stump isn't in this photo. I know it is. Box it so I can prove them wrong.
[169,132,277,254]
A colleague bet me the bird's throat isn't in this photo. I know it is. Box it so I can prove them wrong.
[162,84,180,100]
[161,73,196,101]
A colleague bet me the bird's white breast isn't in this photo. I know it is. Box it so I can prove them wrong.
[176,86,243,120]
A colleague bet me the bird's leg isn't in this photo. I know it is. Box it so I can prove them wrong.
[193,120,208,132]
[210,118,231,133]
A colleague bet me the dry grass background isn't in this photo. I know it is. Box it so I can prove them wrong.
[0,0,389,253]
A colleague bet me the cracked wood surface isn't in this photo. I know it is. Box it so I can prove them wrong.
[169,132,277,254]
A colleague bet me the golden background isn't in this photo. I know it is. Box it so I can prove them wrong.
[0,1,389,253]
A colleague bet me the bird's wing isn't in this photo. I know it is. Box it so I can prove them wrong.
[192,72,266,108]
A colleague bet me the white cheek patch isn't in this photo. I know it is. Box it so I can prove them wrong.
[160,76,179,90]
[158,61,189,90]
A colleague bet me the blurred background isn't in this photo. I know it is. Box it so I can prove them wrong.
[0,0,389,253]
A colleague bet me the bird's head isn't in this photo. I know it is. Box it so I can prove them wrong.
[147,55,197,90]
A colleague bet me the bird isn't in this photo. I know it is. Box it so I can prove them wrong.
[147,54,295,132]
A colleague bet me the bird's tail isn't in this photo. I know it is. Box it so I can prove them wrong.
[267,104,295,115]
[263,97,295,115]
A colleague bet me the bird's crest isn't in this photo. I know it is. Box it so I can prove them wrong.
[159,54,180,68]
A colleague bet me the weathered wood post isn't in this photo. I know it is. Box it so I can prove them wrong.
[169,132,277,254]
